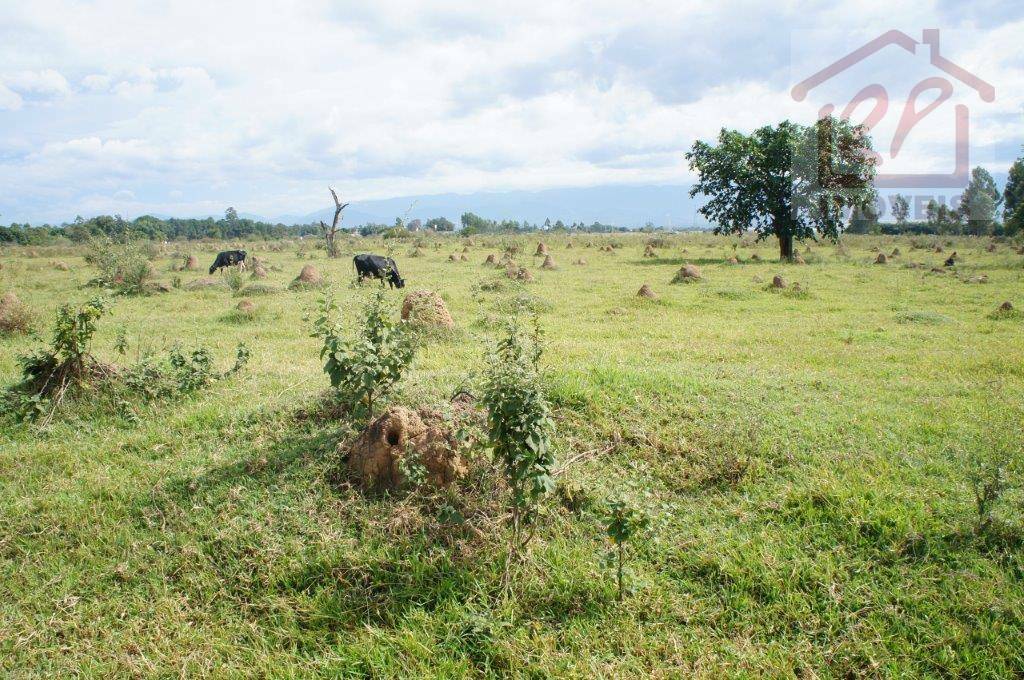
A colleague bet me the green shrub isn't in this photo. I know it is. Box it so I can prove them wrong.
[481,309,555,561]
[84,235,155,295]
[313,291,415,419]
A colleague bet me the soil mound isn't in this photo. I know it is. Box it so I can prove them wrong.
[0,292,33,334]
[345,407,467,490]
[636,283,657,299]
[401,290,454,328]
[671,263,702,283]
[290,265,324,289]
[541,254,556,269]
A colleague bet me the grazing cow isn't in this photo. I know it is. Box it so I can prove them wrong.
[943,251,958,267]
[353,254,405,289]
[209,250,247,274]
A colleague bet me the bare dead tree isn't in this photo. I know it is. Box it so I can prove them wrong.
[320,187,349,258]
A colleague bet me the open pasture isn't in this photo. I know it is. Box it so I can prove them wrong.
[2,232,1023,677]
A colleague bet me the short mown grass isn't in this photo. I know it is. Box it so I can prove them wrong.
[1,233,1023,677]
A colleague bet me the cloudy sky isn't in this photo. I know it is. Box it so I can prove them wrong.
[1,0,1022,223]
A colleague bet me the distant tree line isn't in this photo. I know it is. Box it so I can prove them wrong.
[1,207,644,245]
[848,160,1024,237]
[0,209,321,245]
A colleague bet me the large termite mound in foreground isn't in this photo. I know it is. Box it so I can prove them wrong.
[345,406,467,490]
[401,290,454,328]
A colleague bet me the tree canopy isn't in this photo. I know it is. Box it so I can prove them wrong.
[686,117,877,259]
[1004,151,1024,236]
[957,167,1001,235]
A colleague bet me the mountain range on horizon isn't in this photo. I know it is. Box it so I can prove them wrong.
[259,184,703,229]
[67,175,1007,230]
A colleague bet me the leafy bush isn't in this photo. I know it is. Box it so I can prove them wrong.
[3,296,249,421]
[225,269,245,293]
[121,343,249,400]
[84,234,155,295]
[3,296,111,422]
[313,291,415,418]
[481,309,555,560]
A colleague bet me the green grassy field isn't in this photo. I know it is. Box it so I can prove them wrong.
[2,233,1023,678]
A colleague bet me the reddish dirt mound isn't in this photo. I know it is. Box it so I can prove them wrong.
[771,275,786,289]
[251,264,268,279]
[290,264,324,288]
[636,283,657,299]
[535,242,548,256]
[506,266,534,282]
[0,292,33,334]
[185,255,199,270]
[672,263,702,283]
[484,254,497,265]
[541,254,556,269]
[998,301,1013,312]
[235,299,256,313]
[643,245,656,258]
[401,290,454,328]
[891,247,901,257]
[793,254,806,264]
[345,407,467,490]
[875,253,887,264]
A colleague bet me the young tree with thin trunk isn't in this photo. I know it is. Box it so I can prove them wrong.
[686,117,876,261]
[320,187,348,258]
[892,194,910,226]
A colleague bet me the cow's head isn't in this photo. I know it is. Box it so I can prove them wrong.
[387,261,405,288]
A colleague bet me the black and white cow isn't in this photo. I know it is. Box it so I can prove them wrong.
[209,250,247,274]
[353,254,405,289]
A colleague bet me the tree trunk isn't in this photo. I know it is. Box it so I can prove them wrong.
[778,233,794,261]
[322,187,348,258]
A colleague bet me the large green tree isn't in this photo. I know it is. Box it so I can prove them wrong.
[957,166,1001,235]
[1004,151,1024,236]
[686,117,876,260]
